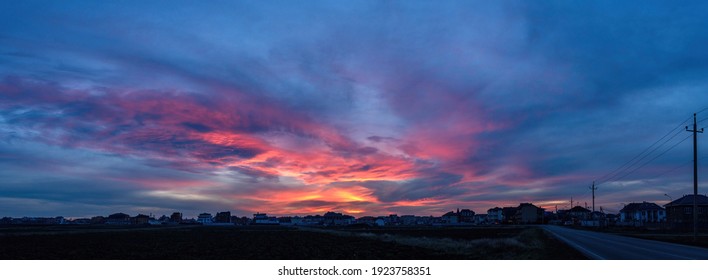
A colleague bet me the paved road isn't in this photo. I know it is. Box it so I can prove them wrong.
[543,225,708,259]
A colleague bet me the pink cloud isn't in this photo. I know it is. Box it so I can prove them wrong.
[0,75,563,216]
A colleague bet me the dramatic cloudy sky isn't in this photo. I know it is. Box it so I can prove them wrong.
[2,1,708,218]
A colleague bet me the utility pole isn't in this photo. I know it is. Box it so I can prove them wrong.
[686,113,703,242]
[590,181,597,214]
[571,197,573,209]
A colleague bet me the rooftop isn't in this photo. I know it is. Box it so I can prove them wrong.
[621,202,664,212]
[569,206,591,213]
[664,194,708,207]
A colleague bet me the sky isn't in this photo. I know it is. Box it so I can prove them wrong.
[2,1,708,218]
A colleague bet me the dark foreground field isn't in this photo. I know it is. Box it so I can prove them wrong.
[0,225,586,260]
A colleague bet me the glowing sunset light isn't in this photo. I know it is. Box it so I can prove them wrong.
[392,199,445,208]
[330,187,377,203]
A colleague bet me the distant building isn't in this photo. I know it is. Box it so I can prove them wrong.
[458,209,475,223]
[157,215,170,223]
[590,211,605,220]
[277,216,306,226]
[396,215,435,226]
[415,216,434,225]
[106,213,131,225]
[197,213,213,224]
[303,215,324,225]
[7,216,65,225]
[401,215,416,226]
[278,216,293,225]
[441,211,459,224]
[90,216,105,224]
[356,216,376,226]
[131,214,150,225]
[516,203,544,224]
[181,218,198,224]
[290,216,303,225]
[568,206,591,222]
[555,209,568,221]
[322,212,355,226]
[473,214,488,225]
[619,202,665,227]
[581,211,606,227]
[440,209,476,224]
[502,207,518,224]
[215,211,232,223]
[605,213,619,225]
[233,216,252,226]
[170,212,183,223]
[664,195,708,230]
[385,214,400,226]
[148,217,161,225]
[487,207,503,223]
[252,213,279,225]
[72,218,91,225]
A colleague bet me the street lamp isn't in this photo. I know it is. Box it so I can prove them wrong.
[664,193,673,202]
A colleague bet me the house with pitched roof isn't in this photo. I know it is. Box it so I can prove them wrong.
[441,211,459,224]
[106,213,131,225]
[619,202,665,227]
[568,206,591,220]
[515,203,544,224]
[197,213,214,224]
[664,194,708,230]
[487,207,503,224]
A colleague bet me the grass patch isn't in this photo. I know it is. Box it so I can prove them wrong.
[0,225,586,260]
[309,226,587,259]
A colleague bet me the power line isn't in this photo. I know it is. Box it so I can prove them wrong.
[592,156,707,213]
[697,115,708,125]
[696,106,708,115]
[634,155,708,187]
[577,110,706,212]
[601,133,691,186]
[595,115,691,185]
[694,106,708,125]
[597,128,688,186]
[642,159,692,182]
